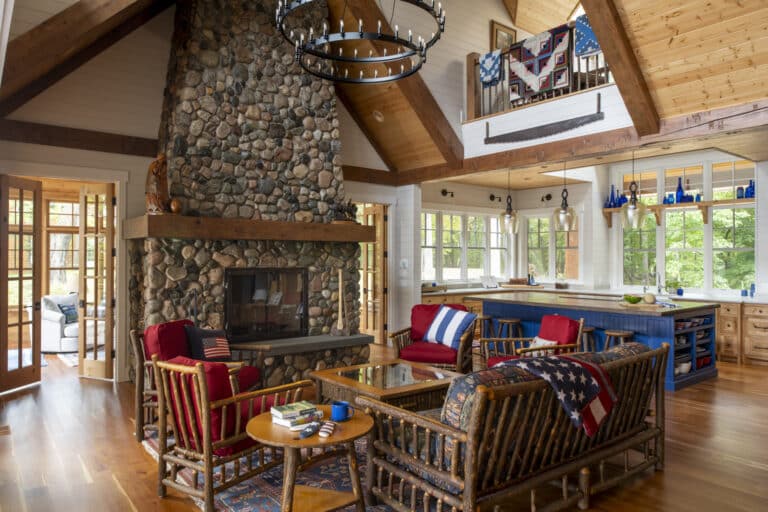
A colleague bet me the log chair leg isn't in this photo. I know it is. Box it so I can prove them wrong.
[364,430,376,505]
[578,467,590,510]
[282,447,299,512]
[346,441,366,512]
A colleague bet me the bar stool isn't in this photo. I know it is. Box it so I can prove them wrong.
[581,326,597,352]
[604,330,633,351]
[476,314,496,339]
[497,318,523,338]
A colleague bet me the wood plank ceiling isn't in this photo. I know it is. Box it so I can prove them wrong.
[505,0,579,35]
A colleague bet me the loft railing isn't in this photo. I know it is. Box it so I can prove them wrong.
[466,23,613,122]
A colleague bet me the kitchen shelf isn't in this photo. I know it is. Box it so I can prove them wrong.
[602,198,754,228]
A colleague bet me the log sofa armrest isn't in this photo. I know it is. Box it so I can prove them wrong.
[455,319,476,373]
[356,395,469,498]
[389,327,414,354]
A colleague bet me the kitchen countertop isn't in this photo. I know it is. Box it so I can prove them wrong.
[466,291,719,317]
[423,286,766,304]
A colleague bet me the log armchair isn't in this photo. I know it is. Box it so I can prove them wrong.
[129,320,261,442]
[479,315,584,369]
[153,356,312,512]
[390,304,476,374]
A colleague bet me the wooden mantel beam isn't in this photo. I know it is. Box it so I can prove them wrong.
[580,0,659,136]
[0,0,174,117]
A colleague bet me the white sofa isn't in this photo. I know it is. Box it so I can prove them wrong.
[40,294,79,353]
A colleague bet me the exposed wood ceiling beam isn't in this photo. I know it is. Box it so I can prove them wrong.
[397,98,768,184]
[342,166,397,186]
[0,119,158,157]
[0,0,174,117]
[331,0,464,171]
[502,0,518,25]
[580,0,659,136]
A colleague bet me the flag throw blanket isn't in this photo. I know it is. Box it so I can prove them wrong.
[508,24,570,101]
[498,355,617,437]
[575,14,601,57]
[479,50,503,87]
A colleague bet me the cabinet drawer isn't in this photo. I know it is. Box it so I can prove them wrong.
[717,335,739,356]
[744,305,768,317]
[720,303,741,316]
[745,335,768,359]
[744,319,768,338]
[421,296,445,304]
[717,317,739,336]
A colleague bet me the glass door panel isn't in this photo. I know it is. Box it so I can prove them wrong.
[1,176,42,392]
[78,184,115,379]
[356,204,387,343]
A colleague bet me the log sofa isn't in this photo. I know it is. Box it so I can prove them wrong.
[356,342,669,512]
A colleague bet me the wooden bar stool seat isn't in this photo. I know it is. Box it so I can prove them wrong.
[604,330,633,351]
[476,314,496,339]
[581,326,597,352]
[497,318,523,338]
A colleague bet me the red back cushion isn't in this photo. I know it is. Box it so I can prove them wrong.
[166,356,234,447]
[538,315,581,345]
[410,303,467,341]
[143,319,193,360]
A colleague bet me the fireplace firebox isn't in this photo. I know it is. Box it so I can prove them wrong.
[224,268,308,342]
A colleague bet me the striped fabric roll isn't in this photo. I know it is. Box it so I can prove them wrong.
[203,336,231,360]
[424,306,477,350]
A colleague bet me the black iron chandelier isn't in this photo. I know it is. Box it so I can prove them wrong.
[275,0,446,84]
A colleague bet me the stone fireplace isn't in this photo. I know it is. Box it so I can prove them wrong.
[127,0,371,383]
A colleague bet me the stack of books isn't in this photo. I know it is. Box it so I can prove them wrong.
[270,400,323,430]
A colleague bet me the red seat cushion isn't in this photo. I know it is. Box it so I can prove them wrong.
[237,365,261,392]
[411,303,468,341]
[487,355,520,368]
[400,341,458,365]
[144,320,193,361]
[538,315,581,346]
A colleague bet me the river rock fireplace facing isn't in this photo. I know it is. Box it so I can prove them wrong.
[224,267,308,342]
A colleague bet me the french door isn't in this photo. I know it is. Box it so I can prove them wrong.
[358,203,388,343]
[78,184,115,379]
[0,176,42,392]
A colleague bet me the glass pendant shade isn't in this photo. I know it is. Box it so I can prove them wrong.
[553,205,577,231]
[621,180,647,229]
[499,195,519,234]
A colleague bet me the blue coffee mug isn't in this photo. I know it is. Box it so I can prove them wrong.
[331,400,355,422]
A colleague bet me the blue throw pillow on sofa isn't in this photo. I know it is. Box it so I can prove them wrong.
[424,305,476,350]
[58,304,78,324]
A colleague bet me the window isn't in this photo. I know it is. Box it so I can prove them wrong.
[420,212,437,282]
[712,207,755,289]
[419,210,510,283]
[441,213,462,281]
[526,217,550,281]
[49,201,79,227]
[555,228,579,280]
[623,213,656,285]
[49,233,79,295]
[665,210,704,288]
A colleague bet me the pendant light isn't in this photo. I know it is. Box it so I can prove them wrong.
[621,150,648,229]
[499,170,518,234]
[553,162,577,231]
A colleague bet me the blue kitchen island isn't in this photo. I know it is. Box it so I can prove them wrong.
[469,292,719,391]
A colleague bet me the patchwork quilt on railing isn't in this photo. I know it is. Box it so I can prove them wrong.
[508,24,570,101]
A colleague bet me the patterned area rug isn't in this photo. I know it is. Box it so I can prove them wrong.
[142,433,393,511]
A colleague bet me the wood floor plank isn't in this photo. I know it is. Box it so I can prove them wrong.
[0,352,767,511]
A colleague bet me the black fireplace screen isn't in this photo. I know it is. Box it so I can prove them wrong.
[224,267,308,342]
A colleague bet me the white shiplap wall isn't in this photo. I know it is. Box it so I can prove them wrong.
[7,7,174,138]
[9,0,77,39]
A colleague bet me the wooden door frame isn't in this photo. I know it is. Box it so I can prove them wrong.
[0,175,42,392]
[358,203,388,343]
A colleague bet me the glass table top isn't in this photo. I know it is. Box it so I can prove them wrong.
[336,362,448,389]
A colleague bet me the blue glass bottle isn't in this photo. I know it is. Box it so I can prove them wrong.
[609,184,616,208]
[675,177,684,203]
[747,179,755,198]
[737,186,745,199]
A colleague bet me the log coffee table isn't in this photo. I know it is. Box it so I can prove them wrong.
[246,404,373,512]
[311,360,461,411]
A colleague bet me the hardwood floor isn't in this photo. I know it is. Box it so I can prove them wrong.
[1,350,767,511]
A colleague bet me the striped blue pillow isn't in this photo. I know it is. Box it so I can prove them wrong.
[424,306,477,350]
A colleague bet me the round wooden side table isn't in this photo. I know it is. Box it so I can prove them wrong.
[246,404,373,512]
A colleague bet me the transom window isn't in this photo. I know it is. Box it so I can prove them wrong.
[420,211,509,283]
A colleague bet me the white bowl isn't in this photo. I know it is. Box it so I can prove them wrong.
[679,362,692,374]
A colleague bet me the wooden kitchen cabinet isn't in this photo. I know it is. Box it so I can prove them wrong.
[716,302,741,364]
[743,304,768,364]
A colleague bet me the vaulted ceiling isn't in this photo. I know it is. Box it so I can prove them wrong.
[503,0,580,35]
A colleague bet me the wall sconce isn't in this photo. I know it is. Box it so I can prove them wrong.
[540,193,552,203]
[489,194,502,202]
[441,189,454,197]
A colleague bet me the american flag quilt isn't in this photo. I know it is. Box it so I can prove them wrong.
[575,14,601,57]
[498,355,617,437]
[508,24,570,101]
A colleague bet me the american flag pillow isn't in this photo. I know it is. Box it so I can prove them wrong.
[203,336,231,360]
